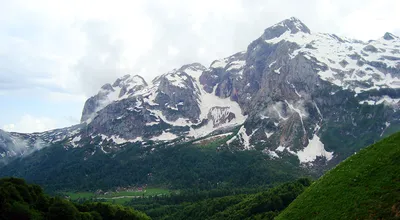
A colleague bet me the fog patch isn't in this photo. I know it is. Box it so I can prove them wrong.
[0,131,50,165]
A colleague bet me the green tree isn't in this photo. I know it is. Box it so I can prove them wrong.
[47,199,80,220]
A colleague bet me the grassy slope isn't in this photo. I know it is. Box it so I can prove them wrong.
[277,132,400,220]
[65,188,170,204]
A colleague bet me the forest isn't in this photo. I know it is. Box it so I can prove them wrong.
[0,177,150,220]
[0,176,311,220]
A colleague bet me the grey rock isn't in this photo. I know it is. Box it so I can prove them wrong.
[261,17,310,41]
[81,75,148,123]
[363,45,378,53]
[383,32,397,40]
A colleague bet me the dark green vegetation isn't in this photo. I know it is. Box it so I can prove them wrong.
[0,139,305,192]
[277,131,400,220]
[123,178,311,220]
[0,177,150,220]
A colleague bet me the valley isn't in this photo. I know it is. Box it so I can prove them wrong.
[64,188,171,204]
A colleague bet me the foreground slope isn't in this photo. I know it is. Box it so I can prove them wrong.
[0,177,150,220]
[277,132,400,220]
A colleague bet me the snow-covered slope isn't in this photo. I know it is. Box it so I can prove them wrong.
[264,29,400,95]
[79,62,247,145]
[81,75,148,123]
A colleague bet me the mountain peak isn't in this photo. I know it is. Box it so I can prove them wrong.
[383,32,398,40]
[112,74,147,88]
[180,63,206,71]
[262,17,310,40]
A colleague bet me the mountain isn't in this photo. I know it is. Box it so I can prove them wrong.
[75,17,400,164]
[0,125,83,164]
[1,17,400,185]
[277,131,400,220]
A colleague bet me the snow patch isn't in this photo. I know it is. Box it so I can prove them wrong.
[266,150,279,158]
[287,81,301,97]
[273,105,288,121]
[237,126,252,150]
[71,135,81,148]
[226,136,237,145]
[265,131,274,138]
[276,146,285,152]
[285,100,307,132]
[226,60,246,71]
[165,73,187,88]
[146,121,159,126]
[269,60,276,68]
[211,59,228,69]
[274,67,281,74]
[380,122,391,137]
[193,133,232,144]
[151,131,178,141]
[359,96,400,106]
[296,134,333,163]
[314,102,323,119]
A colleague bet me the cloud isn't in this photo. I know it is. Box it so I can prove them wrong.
[0,0,399,132]
[47,91,87,103]
[2,114,57,133]
[3,124,16,131]
[72,19,154,95]
[2,0,399,97]
[64,116,80,124]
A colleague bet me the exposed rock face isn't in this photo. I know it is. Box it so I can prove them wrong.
[2,17,400,167]
[383,32,397,40]
[78,62,246,144]
[261,17,311,40]
[80,75,148,123]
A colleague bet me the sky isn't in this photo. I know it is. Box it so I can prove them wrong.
[0,0,399,133]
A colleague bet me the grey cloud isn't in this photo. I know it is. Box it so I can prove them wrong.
[2,0,399,98]
[73,21,127,96]
[64,115,80,124]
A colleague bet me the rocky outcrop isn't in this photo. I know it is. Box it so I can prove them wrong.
[80,75,147,123]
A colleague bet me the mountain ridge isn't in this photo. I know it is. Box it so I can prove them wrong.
[1,17,400,170]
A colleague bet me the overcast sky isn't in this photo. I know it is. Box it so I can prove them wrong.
[1,0,399,133]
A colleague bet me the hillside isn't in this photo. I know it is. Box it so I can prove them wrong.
[0,139,305,191]
[277,131,400,220]
[129,178,312,220]
[0,177,150,220]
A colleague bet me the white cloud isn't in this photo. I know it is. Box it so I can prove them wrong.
[2,0,399,97]
[338,0,400,40]
[47,92,87,103]
[1,0,400,131]
[2,114,57,133]
[168,46,180,56]
[3,124,16,131]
